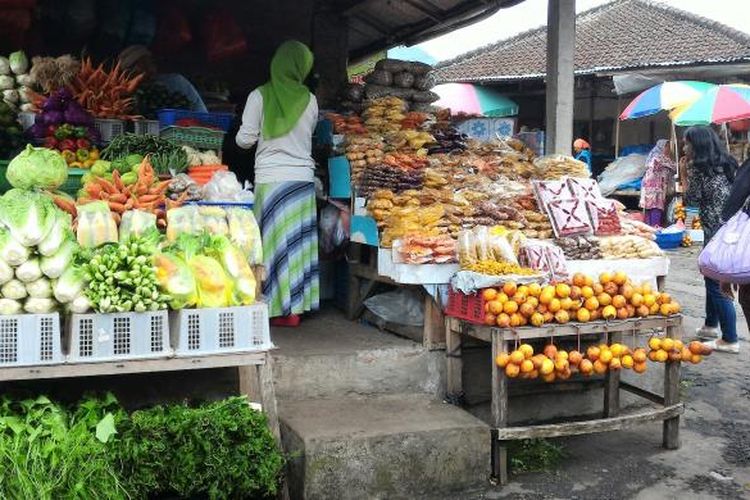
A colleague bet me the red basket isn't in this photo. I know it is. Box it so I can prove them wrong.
[445,288,487,324]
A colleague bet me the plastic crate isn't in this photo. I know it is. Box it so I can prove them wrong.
[655,230,684,249]
[132,119,160,136]
[0,313,63,367]
[160,125,225,150]
[157,109,234,132]
[67,311,171,363]
[59,167,87,197]
[94,118,126,143]
[170,303,272,356]
[445,288,486,325]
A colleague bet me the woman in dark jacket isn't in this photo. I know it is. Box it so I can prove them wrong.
[681,126,739,353]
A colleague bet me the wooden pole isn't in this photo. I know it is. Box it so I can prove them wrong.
[615,97,621,158]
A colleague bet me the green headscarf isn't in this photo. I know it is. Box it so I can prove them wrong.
[259,40,314,139]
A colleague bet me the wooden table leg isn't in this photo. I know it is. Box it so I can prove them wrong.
[604,331,622,418]
[445,318,463,405]
[491,332,509,485]
[424,293,446,350]
[663,324,681,449]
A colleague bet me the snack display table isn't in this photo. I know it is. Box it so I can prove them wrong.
[445,315,684,485]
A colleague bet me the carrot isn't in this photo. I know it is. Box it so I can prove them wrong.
[112,212,121,225]
[52,196,77,217]
[149,180,172,194]
[124,198,135,210]
[112,170,125,192]
[109,193,127,204]
[108,201,127,213]
[96,177,118,195]
[138,194,160,203]
[85,183,103,198]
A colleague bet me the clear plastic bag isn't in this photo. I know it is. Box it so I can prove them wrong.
[76,201,118,248]
[166,206,200,241]
[153,252,197,309]
[597,154,648,196]
[203,170,254,203]
[119,209,157,240]
[226,207,262,264]
[198,206,229,236]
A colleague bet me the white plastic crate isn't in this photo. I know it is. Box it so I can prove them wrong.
[0,313,62,367]
[133,119,160,136]
[67,311,171,363]
[94,118,126,143]
[170,303,272,356]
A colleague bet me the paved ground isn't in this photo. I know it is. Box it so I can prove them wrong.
[479,247,750,500]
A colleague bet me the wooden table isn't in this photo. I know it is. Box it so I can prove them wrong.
[445,316,684,485]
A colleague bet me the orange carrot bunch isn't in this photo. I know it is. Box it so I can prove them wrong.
[69,58,145,119]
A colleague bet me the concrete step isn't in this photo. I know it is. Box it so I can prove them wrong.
[280,394,490,500]
[271,310,444,400]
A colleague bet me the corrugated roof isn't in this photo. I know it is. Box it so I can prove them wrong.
[434,0,750,83]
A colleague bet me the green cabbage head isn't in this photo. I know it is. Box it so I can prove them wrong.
[7,145,69,189]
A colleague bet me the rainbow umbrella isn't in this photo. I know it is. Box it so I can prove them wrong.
[619,81,715,120]
[670,84,750,126]
[433,83,518,117]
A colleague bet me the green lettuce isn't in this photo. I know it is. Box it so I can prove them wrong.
[6,145,69,190]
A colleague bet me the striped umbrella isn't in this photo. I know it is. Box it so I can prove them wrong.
[433,83,519,117]
[619,81,715,120]
[670,84,750,126]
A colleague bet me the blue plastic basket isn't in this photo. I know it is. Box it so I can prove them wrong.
[655,230,684,249]
[157,109,234,132]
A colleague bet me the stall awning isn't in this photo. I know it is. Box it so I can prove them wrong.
[433,83,519,117]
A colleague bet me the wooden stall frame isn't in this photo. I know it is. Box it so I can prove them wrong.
[446,315,684,485]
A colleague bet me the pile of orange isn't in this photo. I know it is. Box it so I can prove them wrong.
[482,271,681,328]
[647,337,711,364]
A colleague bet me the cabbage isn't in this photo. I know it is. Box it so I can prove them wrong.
[0,228,29,266]
[6,145,69,190]
[0,189,58,246]
[0,299,22,315]
[0,75,12,90]
[53,266,85,304]
[40,240,77,279]
[9,51,28,75]
[16,258,42,283]
[2,89,18,104]
[26,277,52,298]
[1,279,27,300]
[24,298,56,314]
[0,258,12,285]
[0,57,8,75]
[16,74,33,87]
[68,294,92,313]
[38,211,73,256]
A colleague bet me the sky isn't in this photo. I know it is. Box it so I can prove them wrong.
[414,0,750,62]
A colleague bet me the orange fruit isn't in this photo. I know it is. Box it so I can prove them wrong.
[503,282,517,297]
[543,311,554,323]
[482,288,498,301]
[584,296,599,311]
[600,272,613,285]
[549,298,562,313]
[609,343,625,358]
[540,358,555,375]
[613,271,628,286]
[526,296,539,309]
[621,354,634,369]
[690,354,703,364]
[556,350,569,361]
[688,341,704,355]
[519,302,536,318]
[637,305,650,317]
[517,285,529,297]
[648,337,661,350]
[542,372,556,383]
[626,304,636,318]
[630,293,644,307]
[661,338,675,352]
[510,313,523,327]
[505,363,520,378]
[620,284,634,300]
[599,349,613,364]
[485,313,497,326]
[602,305,617,320]
[539,289,555,305]
[670,302,681,314]
[568,350,583,366]
[659,303,672,316]
[495,352,510,368]
[593,359,608,374]
[604,281,620,297]
[681,348,692,362]
[519,314,529,326]
[647,350,659,362]
[633,361,647,374]
[530,312,545,327]
[649,303,661,315]
[554,310,570,324]
[558,368,572,380]
[641,282,653,295]
[584,275,594,287]
[609,357,622,371]
[569,286,582,300]
[581,286,594,299]
[555,283,571,299]
[496,313,511,328]
[528,370,539,380]
[669,350,682,362]
[593,283,604,295]
[554,357,569,373]
[597,293,612,307]
[576,308,591,323]
[519,344,534,359]
[587,345,601,361]
[572,273,587,287]
[528,283,542,297]
[617,307,629,320]
[543,344,558,359]
[503,301,519,314]
[488,300,503,315]
[579,359,594,376]
[497,292,509,304]
[537,304,548,314]
[655,349,669,363]
[509,350,525,364]
[658,292,672,305]
[520,359,535,373]
[513,292,528,305]
[632,348,647,363]
[643,294,656,307]
[560,297,574,311]
[612,295,627,309]
[531,354,546,369]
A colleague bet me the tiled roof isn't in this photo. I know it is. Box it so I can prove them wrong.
[434,0,750,83]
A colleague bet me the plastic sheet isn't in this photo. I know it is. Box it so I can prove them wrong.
[364,288,424,327]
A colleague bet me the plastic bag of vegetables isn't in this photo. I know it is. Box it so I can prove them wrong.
[6,145,69,190]
[0,228,29,266]
[207,235,256,305]
[0,189,58,247]
[153,252,197,309]
[41,240,77,279]
[119,210,157,241]
[167,233,232,308]
[226,208,262,264]
[76,201,118,248]
[0,298,22,315]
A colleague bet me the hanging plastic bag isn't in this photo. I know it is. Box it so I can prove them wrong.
[119,209,157,240]
[76,201,118,248]
[153,252,197,309]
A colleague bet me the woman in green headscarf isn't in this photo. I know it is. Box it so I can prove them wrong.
[236,40,319,327]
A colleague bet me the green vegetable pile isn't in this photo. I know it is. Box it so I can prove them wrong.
[0,394,285,500]
[0,101,22,158]
[101,133,188,175]
[134,83,190,119]
[79,233,169,313]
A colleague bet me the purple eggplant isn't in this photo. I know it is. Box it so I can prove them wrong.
[42,110,64,125]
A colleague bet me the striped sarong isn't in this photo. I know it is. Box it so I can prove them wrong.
[254,181,319,317]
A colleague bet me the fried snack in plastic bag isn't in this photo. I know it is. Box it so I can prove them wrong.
[166,205,199,241]
[76,201,118,248]
[120,210,157,241]
[226,207,262,265]
[153,252,197,309]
